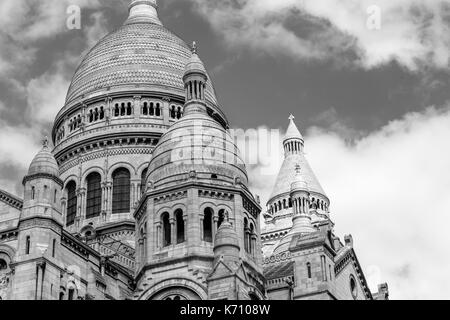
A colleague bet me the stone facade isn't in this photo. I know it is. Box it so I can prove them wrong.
[0,0,387,301]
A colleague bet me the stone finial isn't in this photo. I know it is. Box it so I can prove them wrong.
[192,41,197,54]
[289,114,295,122]
[344,234,353,247]
[42,136,49,149]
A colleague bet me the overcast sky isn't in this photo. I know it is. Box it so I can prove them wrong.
[0,0,450,299]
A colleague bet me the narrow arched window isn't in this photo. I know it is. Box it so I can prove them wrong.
[140,168,148,194]
[244,218,249,252]
[250,223,255,254]
[86,172,102,219]
[52,239,56,258]
[54,189,58,203]
[150,103,154,116]
[171,106,176,119]
[66,181,77,227]
[156,103,161,117]
[31,186,35,200]
[203,208,213,242]
[100,107,105,120]
[162,212,171,247]
[127,102,132,115]
[307,262,312,279]
[175,209,185,244]
[112,168,131,214]
[143,102,148,116]
[25,236,31,255]
[115,104,119,117]
[177,107,182,119]
[218,209,225,228]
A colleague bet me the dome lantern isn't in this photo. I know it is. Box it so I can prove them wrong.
[126,0,161,25]
[183,42,208,115]
[26,137,59,178]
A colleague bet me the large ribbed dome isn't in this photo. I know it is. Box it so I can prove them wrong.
[64,6,218,106]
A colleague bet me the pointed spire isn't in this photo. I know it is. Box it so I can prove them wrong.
[126,0,161,25]
[284,114,303,142]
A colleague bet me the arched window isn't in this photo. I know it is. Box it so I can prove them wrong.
[244,218,249,252]
[155,103,161,117]
[175,209,185,244]
[127,102,132,115]
[66,181,77,227]
[54,189,58,203]
[307,262,312,279]
[203,208,213,242]
[140,168,148,194]
[143,102,148,116]
[86,172,102,219]
[218,209,225,228]
[31,186,35,200]
[25,236,31,255]
[177,107,182,119]
[0,259,7,271]
[150,103,154,116]
[112,168,131,214]
[350,275,358,299]
[162,212,171,247]
[115,104,119,117]
[170,106,176,119]
[100,107,105,120]
[249,223,255,254]
[52,239,56,258]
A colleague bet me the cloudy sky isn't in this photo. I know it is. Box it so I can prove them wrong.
[1,0,450,299]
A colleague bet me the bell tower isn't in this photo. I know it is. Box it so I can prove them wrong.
[11,138,64,300]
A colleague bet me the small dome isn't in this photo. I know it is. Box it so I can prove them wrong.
[184,44,207,77]
[146,110,248,190]
[28,139,59,177]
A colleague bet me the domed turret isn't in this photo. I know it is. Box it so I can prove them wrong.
[146,45,248,190]
[27,137,59,177]
[273,165,315,254]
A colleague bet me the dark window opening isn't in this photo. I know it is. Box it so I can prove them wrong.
[25,236,31,255]
[218,209,226,228]
[86,172,102,219]
[66,181,77,227]
[162,213,171,247]
[203,208,213,242]
[176,209,185,244]
[112,168,131,214]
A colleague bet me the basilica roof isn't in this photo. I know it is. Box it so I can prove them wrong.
[64,1,218,107]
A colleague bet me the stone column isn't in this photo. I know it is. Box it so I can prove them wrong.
[170,218,176,246]
[162,97,170,126]
[133,96,141,120]
[155,222,161,250]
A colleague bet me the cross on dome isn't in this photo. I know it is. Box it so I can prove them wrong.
[42,136,49,149]
[289,114,295,122]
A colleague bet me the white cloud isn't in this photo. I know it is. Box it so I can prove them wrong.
[248,104,450,299]
[189,0,450,71]
[0,0,110,195]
